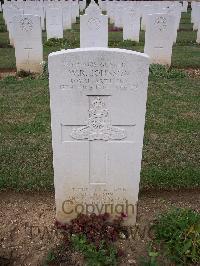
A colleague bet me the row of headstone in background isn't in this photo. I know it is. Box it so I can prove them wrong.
[2,0,84,41]
[1,0,85,72]
[1,0,184,71]
[2,0,200,72]
[82,0,184,66]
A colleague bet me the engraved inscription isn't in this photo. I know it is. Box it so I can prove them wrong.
[87,17,101,30]
[154,16,167,31]
[71,97,126,141]
[20,17,33,32]
[62,57,141,92]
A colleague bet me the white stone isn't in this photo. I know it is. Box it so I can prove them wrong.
[79,0,86,12]
[141,5,155,31]
[48,47,149,225]
[13,14,43,73]
[197,23,200,44]
[165,6,180,43]
[46,8,63,40]
[123,8,140,42]
[3,7,23,46]
[62,4,72,30]
[23,4,45,30]
[85,0,101,16]
[71,0,79,24]
[114,4,123,28]
[144,13,176,66]
[107,2,115,24]
[182,1,188,12]
[98,0,107,12]
[192,5,200,31]
[80,3,108,48]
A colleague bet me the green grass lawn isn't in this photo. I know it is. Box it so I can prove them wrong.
[0,11,199,191]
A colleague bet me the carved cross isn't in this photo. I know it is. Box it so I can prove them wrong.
[61,95,135,185]
[24,47,33,66]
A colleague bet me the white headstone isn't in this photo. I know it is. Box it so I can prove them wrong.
[14,15,43,73]
[107,1,115,24]
[71,0,79,23]
[192,5,200,31]
[23,4,45,30]
[46,8,63,40]
[197,23,200,44]
[79,0,86,12]
[182,1,188,12]
[123,8,140,42]
[114,4,123,28]
[98,0,107,12]
[144,13,175,65]
[48,47,150,225]
[4,7,23,46]
[141,5,154,31]
[63,4,72,30]
[80,3,108,48]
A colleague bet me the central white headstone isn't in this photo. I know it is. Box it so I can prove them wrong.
[48,48,149,225]
[80,2,108,48]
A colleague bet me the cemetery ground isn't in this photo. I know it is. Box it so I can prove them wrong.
[0,11,200,266]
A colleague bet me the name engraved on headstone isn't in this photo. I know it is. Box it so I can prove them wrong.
[60,57,142,92]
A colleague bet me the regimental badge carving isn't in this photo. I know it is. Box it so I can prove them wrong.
[87,17,101,30]
[20,17,33,32]
[71,97,127,141]
[154,16,167,31]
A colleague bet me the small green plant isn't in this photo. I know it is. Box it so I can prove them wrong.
[152,208,200,265]
[122,40,137,47]
[2,75,17,83]
[71,234,118,266]
[149,64,187,80]
[43,244,74,266]
[44,38,67,49]
[139,244,159,266]
[43,250,56,265]
[41,61,48,79]
[0,24,7,32]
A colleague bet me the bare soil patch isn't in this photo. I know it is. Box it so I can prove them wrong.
[183,68,200,78]
[0,190,199,265]
[0,69,16,79]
